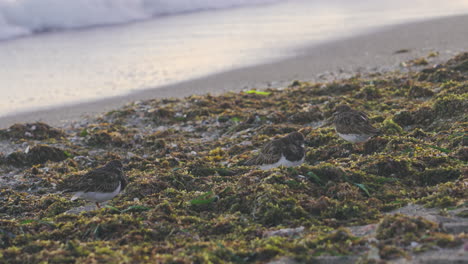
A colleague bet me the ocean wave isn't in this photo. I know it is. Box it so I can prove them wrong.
[0,0,279,41]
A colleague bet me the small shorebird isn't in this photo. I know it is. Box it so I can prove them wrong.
[333,105,380,144]
[245,131,305,170]
[61,160,128,208]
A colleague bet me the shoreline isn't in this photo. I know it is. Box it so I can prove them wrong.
[1,14,467,129]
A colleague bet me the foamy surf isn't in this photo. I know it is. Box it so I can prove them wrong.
[0,0,279,40]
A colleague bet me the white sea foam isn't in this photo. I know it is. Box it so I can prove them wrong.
[0,0,278,40]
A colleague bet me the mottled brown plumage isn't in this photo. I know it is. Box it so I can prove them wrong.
[333,105,380,143]
[245,131,305,169]
[60,160,127,208]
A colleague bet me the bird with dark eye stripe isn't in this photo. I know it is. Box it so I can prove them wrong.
[60,160,127,208]
[333,105,380,144]
[245,131,305,170]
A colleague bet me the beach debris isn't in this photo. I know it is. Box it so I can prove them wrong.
[263,226,305,238]
[394,49,410,54]
[245,89,271,96]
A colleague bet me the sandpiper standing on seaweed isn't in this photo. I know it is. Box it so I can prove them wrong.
[61,160,128,208]
[333,104,380,144]
[245,131,306,170]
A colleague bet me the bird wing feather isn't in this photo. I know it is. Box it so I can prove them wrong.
[245,141,282,166]
[336,111,379,135]
[283,142,305,162]
[62,167,120,193]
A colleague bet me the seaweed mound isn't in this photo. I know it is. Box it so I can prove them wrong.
[3,145,70,167]
[0,53,467,263]
[0,122,65,140]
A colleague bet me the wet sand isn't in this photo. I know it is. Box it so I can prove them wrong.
[1,14,467,129]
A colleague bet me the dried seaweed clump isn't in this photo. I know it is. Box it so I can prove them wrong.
[2,145,70,167]
[0,122,65,140]
[376,214,463,259]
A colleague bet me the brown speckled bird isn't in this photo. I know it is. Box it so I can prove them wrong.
[245,131,305,170]
[333,105,380,144]
[60,160,127,208]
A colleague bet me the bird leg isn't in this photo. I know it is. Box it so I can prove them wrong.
[96,202,101,209]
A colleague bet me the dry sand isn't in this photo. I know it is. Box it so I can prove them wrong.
[1,14,467,129]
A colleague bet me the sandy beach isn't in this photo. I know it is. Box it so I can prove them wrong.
[1,14,467,129]
[1,5,467,261]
